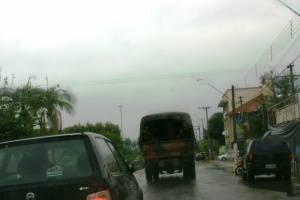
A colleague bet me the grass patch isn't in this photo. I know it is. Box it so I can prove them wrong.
[292,172,300,178]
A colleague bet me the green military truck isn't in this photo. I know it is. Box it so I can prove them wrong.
[139,112,196,181]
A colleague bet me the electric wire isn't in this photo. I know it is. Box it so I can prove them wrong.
[241,53,300,107]
[236,14,300,88]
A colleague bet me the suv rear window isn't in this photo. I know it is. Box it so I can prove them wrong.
[252,139,288,151]
[0,138,92,187]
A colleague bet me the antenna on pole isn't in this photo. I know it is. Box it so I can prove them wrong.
[11,74,15,87]
[118,105,123,137]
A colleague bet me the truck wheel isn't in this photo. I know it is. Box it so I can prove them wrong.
[153,169,159,181]
[145,168,152,182]
[190,164,196,179]
[183,167,189,178]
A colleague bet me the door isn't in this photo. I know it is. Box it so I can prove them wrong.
[95,138,140,200]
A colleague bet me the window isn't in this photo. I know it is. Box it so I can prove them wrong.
[96,138,121,174]
[0,138,92,187]
[106,142,128,173]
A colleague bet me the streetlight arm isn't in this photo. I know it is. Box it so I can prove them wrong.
[196,78,231,102]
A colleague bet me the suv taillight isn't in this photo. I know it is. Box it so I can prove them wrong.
[87,191,112,200]
[289,153,292,161]
[249,153,253,161]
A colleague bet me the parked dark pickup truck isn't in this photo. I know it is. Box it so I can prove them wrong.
[242,137,291,181]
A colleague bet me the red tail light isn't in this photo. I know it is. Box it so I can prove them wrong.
[289,153,291,161]
[249,153,253,161]
[144,154,147,158]
[87,191,112,200]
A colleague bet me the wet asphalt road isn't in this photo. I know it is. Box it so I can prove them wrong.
[133,160,300,200]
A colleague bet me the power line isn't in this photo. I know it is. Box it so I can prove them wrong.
[43,67,253,87]
[236,13,300,88]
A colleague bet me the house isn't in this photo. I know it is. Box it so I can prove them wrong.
[218,85,271,151]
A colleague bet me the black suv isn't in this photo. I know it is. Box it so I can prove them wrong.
[0,132,144,200]
[242,137,291,181]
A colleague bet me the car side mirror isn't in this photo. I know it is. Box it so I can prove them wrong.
[131,161,145,172]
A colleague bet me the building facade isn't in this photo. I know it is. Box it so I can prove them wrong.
[218,85,272,151]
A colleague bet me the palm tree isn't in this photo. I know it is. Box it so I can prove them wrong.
[39,85,76,134]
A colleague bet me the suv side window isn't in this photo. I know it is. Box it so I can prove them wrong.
[96,138,121,174]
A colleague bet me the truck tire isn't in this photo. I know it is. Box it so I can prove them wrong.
[153,169,159,181]
[190,163,196,179]
[145,168,152,182]
[183,167,189,178]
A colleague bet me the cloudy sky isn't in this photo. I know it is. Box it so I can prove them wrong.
[1,0,300,139]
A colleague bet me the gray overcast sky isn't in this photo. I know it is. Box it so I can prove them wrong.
[1,0,300,139]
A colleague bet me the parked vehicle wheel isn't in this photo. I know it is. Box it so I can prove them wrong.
[283,171,291,180]
[242,169,247,180]
[235,166,243,175]
[247,171,254,181]
[145,168,152,182]
[221,157,226,161]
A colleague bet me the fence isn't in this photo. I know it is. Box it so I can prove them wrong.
[267,93,300,126]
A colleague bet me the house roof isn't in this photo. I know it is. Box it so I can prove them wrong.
[228,94,265,115]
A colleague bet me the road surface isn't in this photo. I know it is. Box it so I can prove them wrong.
[133,160,300,200]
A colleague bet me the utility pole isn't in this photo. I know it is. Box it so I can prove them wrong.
[288,63,295,100]
[231,85,238,164]
[199,106,214,160]
[200,118,205,141]
[287,63,297,171]
[193,126,201,141]
[118,105,123,137]
[238,96,244,117]
[11,74,15,88]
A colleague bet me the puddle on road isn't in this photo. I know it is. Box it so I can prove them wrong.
[207,162,235,175]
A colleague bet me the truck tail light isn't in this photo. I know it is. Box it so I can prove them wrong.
[289,152,291,161]
[87,191,112,200]
[249,153,253,161]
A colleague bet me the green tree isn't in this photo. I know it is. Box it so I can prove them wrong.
[208,112,225,145]
[0,82,41,141]
[197,139,219,156]
[241,112,264,140]
[39,85,76,134]
[260,69,299,106]
[63,122,123,150]
[0,77,76,141]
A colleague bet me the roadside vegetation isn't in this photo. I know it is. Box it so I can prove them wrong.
[292,172,300,178]
[0,77,140,164]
